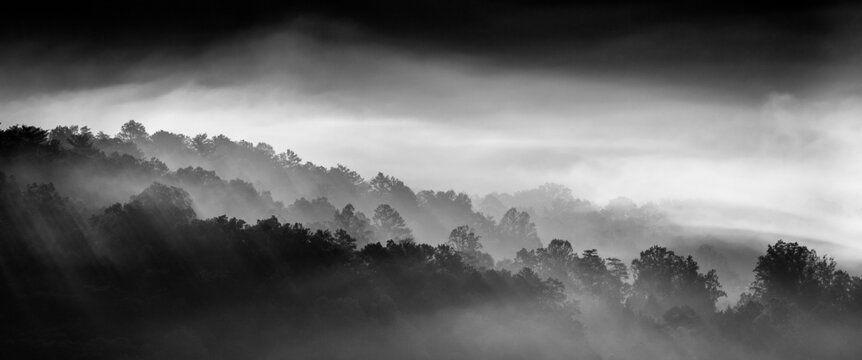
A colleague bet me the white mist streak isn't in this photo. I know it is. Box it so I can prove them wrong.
[2,23,861,253]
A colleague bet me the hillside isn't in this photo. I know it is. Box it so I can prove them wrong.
[2,123,862,359]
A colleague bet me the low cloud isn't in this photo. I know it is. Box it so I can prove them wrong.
[2,20,861,250]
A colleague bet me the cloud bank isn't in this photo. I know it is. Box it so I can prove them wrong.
[2,16,861,252]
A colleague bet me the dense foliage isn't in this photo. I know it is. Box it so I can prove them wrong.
[2,123,862,359]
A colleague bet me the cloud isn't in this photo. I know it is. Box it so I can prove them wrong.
[2,18,862,251]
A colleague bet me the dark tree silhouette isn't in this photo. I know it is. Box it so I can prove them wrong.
[751,240,851,312]
[5,124,862,360]
[629,246,725,318]
[118,120,149,142]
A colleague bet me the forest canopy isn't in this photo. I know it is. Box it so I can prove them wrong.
[1,122,861,359]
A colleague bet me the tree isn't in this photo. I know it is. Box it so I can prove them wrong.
[286,197,337,227]
[118,120,149,142]
[129,182,197,225]
[752,240,850,313]
[447,225,494,269]
[511,239,576,291]
[0,125,49,151]
[48,125,96,154]
[334,204,374,246]
[577,250,630,303]
[67,132,95,152]
[512,241,630,301]
[331,164,364,187]
[150,131,193,159]
[629,246,725,318]
[448,225,482,253]
[370,172,418,211]
[538,239,577,282]
[606,258,629,282]
[191,134,214,156]
[476,194,507,219]
[373,204,413,242]
[276,149,302,168]
[255,142,276,159]
[497,208,542,253]
[717,241,862,357]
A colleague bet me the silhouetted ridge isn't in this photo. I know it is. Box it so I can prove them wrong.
[1,123,861,359]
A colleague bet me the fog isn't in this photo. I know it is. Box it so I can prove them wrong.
[3,120,862,358]
[4,21,862,253]
[3,2,862,359]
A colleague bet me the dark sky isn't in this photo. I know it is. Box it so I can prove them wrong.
[1,1,857,97]
[0,1,841,45]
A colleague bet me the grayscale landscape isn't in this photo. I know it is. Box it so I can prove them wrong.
[2,1,861,359]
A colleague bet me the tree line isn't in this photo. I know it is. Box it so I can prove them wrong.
[2,123,862,359]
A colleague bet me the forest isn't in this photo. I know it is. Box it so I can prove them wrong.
[2,122,862,359]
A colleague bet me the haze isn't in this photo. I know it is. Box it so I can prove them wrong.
[5,2,862,359]
[4,17,861,252]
